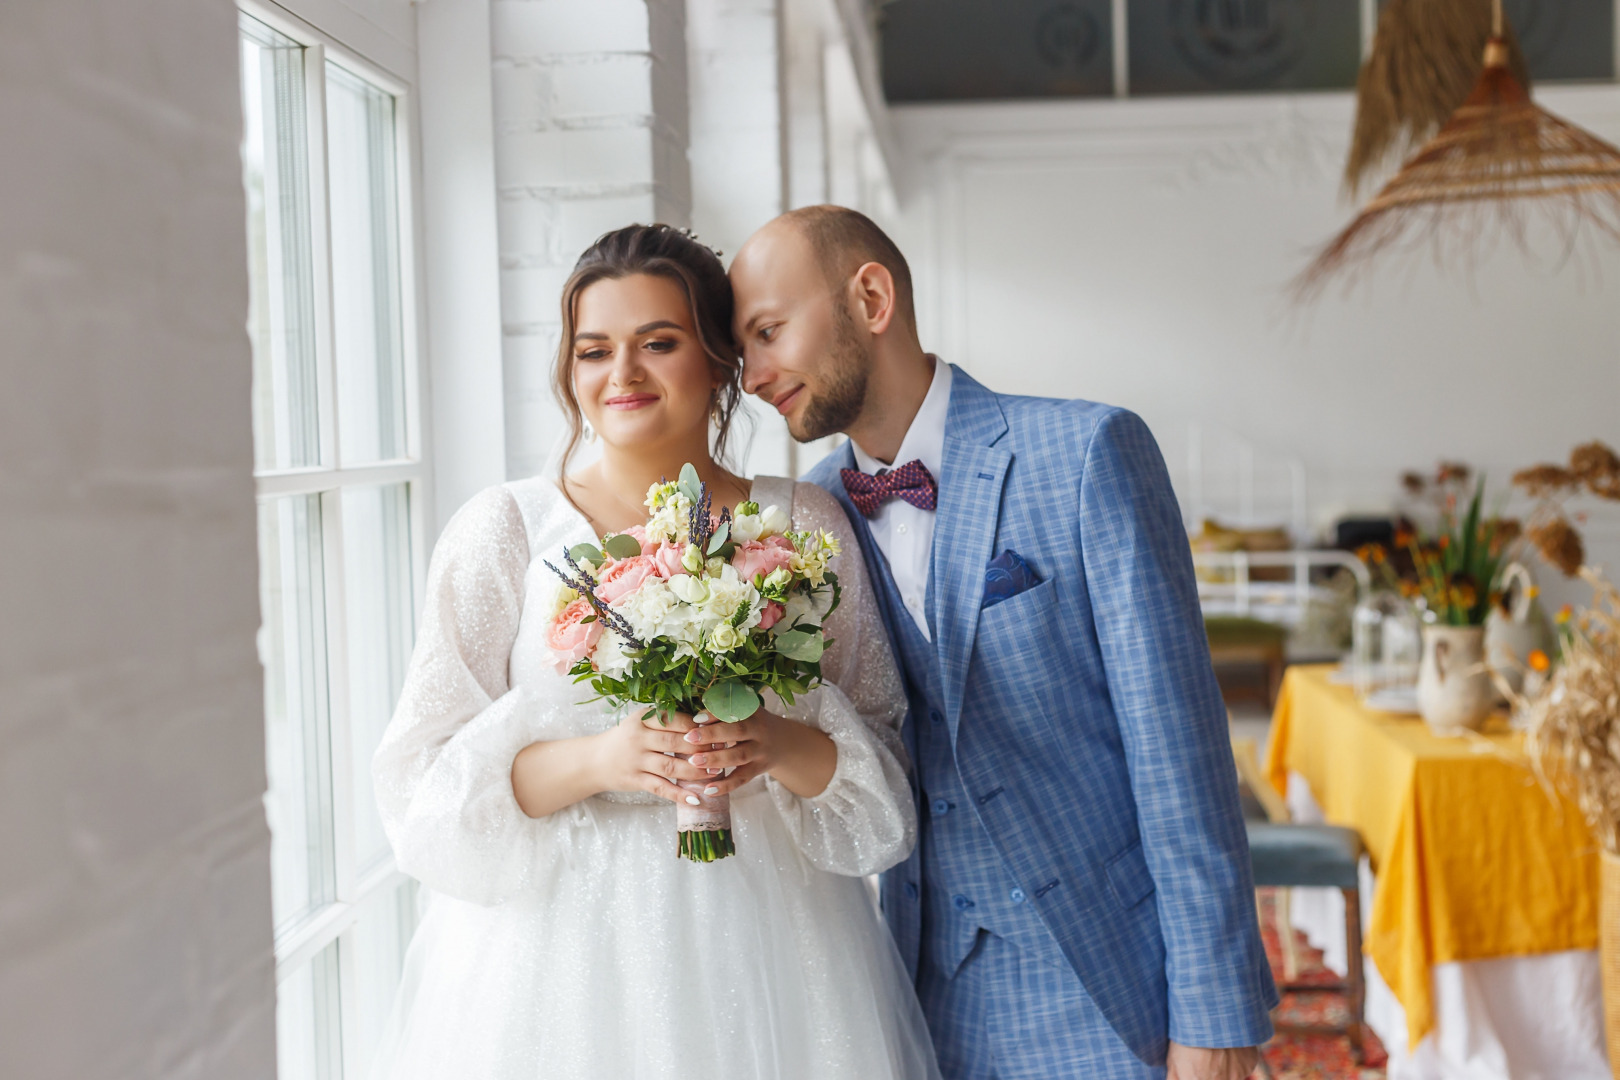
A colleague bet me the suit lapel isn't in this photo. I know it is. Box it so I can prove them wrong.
[931,370,1011,743]
[821,442,920,770]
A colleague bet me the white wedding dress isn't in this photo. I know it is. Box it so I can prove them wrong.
[369,476,940,1080]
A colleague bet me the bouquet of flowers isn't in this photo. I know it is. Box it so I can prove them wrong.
[545,465,842,862]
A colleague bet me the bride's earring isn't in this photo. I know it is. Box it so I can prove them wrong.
[584,421,597,443]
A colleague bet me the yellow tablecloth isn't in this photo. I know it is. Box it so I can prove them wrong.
[1264,664,1598,1050]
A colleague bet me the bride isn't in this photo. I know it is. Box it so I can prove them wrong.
[369,224,939,1080]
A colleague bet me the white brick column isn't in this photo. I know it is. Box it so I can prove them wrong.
[0,2,272,1077]
[490,0,694,481]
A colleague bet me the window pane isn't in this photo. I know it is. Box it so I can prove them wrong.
[881,0,1115,101]
[1128,0,1362,96]
[241,17,322,471]
[259,495,337,933]
[326,64,408,466]
[346,881,419,1076]
[341,484,416,872]
[278,943,343,1080]
[1501,0,1611,81]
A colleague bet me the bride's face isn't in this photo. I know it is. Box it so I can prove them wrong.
[571,273,720,455]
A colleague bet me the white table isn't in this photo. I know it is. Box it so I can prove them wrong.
[1284,775,1608,1080]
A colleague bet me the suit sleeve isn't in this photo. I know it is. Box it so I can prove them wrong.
[1078,408,1279,1048]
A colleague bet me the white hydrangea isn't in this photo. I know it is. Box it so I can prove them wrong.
[593,629,635,678]
[612,577,676,642]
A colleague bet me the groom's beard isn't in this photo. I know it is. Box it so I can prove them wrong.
[794,301,870,443]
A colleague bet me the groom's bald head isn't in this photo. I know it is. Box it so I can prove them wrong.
[771,206,916,330]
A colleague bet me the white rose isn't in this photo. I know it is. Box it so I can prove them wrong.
[707,621,744,653]
[759,505,792,537]
[730,513,763,544]
[681,544,706,574]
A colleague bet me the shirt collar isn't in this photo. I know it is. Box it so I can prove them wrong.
[850,356,953,480]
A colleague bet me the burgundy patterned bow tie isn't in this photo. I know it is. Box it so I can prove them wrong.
[841,460,939,518]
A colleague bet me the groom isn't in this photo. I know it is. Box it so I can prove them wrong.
[729,207,1277,1079]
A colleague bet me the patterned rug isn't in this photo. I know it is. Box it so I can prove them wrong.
[1255,889,1388,1080]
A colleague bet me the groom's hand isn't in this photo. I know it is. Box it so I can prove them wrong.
[1165,1042,1260,1080]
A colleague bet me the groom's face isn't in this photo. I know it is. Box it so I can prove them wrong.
[730,224,871,443]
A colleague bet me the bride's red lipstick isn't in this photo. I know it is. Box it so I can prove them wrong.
[605,393,659,410]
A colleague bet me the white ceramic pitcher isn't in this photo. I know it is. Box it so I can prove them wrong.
[1417,624,1495,735]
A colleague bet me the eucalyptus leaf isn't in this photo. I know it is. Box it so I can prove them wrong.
[678,462,703,503]
[568,542,605,567]
[603,533,643,561]
[706,521,731,555]
[714,541,736,561]
[703,680,761,723]
[773,629,825,663]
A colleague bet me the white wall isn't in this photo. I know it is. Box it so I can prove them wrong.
[0,1,274,1078]
[891,88,1620,604]
[490,0,694,482]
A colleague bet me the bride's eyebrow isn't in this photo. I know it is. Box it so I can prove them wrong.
[634,320,685,334]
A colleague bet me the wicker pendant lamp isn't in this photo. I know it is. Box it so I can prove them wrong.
[1346,0,1530,197]
[1296,0,1620,301]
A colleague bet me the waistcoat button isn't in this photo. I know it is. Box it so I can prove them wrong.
[931,798,951,817]
[1010,888,1028,904]
[952,894,975,912]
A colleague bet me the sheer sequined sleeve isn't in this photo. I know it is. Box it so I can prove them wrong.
[762,482,915,877]
[373,485,583,906]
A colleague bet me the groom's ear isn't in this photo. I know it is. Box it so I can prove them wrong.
[849,261,899,337]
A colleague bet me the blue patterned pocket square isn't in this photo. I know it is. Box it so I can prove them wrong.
[983,549,1041,610]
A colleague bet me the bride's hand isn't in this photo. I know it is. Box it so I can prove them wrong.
[682,711,837,799]
[585,709,718,805]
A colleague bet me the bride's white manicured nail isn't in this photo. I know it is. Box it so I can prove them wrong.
[684,731,703,743]
[694,712,711,724]
[685,795,701,806]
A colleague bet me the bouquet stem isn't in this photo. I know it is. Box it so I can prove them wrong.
[674,783,733,862]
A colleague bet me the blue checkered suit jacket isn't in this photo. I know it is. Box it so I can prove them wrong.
[807,368,1277,1066]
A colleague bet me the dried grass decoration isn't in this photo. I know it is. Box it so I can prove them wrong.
[1295,7,1620,301]
[1525,569,1620,854]
[1346,0,1531,196]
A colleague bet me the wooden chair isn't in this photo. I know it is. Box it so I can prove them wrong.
[1232,736,1367,1063]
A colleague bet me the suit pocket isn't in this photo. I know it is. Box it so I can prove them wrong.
[976,574,1057,624]
[1104,840,1156,910]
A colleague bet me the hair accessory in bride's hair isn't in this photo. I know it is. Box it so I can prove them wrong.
[677,226,723,260]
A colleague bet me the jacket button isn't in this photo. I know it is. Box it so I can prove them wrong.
[1010,888,1028,904]
[952,894,975,912]
[905,881,919,900]
[929,709,944,724]
[931,798,951,817]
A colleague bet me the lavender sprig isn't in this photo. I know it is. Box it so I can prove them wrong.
[688,483,714,553]
[545,552,642,646]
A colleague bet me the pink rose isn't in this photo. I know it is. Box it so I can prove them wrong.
[547,597,602,672]
[758,601,785,630]
[731,536,795,584]
[650,541,689,579]
[595,554,661,603]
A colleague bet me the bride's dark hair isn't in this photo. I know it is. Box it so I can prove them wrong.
[553,224,747,483]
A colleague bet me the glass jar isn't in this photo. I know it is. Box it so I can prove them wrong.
[1352,590,1422,698]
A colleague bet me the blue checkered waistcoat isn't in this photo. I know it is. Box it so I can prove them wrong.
[806,368,1277,1066]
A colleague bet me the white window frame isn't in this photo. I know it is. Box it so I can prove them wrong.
[241,1,433,1070]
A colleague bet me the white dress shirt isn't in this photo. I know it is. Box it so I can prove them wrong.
[849,357,953,640]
